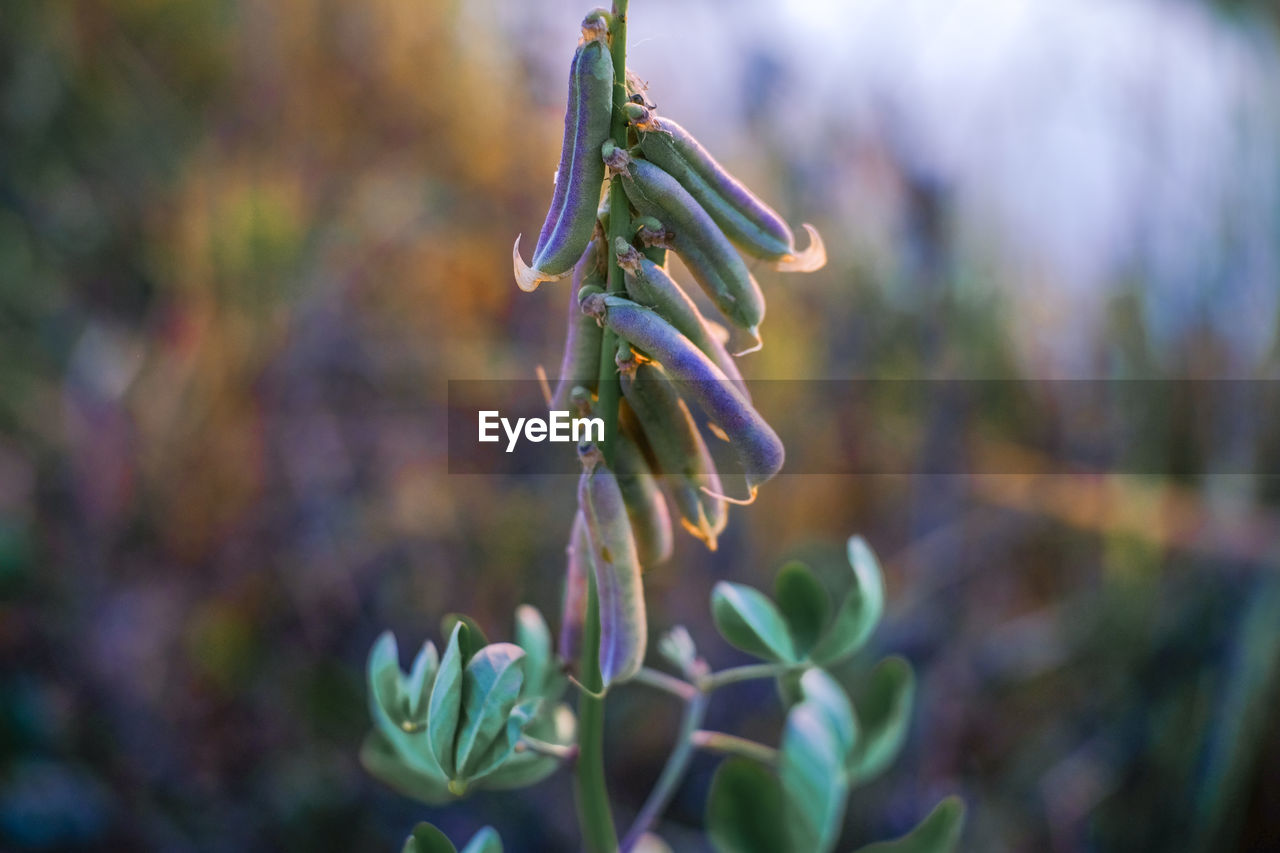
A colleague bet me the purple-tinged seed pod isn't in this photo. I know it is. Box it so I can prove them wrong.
[586,293,785,493]
[578,446,647,689]
[550,240,606,412]
[513,22,613,292]
[605,142,766,342]
[614,423,675,568]
[615,238,748,398]
[618,354,727,549]
[626,105,826,273]
[558,510,591,664]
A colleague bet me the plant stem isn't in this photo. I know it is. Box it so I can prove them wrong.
[690,730,780,766]
[576,564,616,852]
[620,690,709,851]
[699,661,801,692]
[631,666,698,701]
[576,5,630,852]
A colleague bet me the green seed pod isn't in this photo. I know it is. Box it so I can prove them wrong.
[586,293,785,494]
[614,418,675,567]
[578,446,648,689]
[513,23,613,292]
[618,355,727,549]
[550,239,606,412]
[615,238,747,396]
[606,141,766,342]
[625,104,826,272]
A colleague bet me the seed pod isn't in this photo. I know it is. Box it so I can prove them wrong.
[513,21,613,292]
[586,293,785,493]
[614,417,675,567]
[632,215,671,268]
[615,238,747,397]
[550,239,606,412]
[625,105,827,273]
[578,446,647,689]
[606,142,766,341]
[558,511,591,664]
[618,355,727,549]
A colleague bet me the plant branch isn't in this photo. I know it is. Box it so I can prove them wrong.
[620,690,708,851]
[699,662,802,692]
[519,736,579,762]
[631,666,699,701]
[690,730,780,766]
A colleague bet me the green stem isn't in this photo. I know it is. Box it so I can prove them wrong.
[576,5,630,852]
[620,690,709,851]
[690,730,780,766]
[699,662,802,692]
[631,666,698,700]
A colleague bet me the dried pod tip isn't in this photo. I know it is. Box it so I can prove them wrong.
[679,514,719,552]
[601,140,632,176]
[513,235,567,292]
[577,283,605,307]
[614,238,643,273]
[578,442,604,470]
[580,291,608,320]
[623,102,661,132]
[581,11,610,42]
[700,483,759,507]
[568,385,594,416]
[615,344,639,375]
[732,327,764,357]
[774,223,827,273]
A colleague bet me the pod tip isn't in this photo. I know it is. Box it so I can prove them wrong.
[775,223,827,273]
[513,235,565,292]
[732,328,763,357]
[700,483,759,506]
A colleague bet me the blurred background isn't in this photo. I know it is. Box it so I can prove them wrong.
[2,0,1278,850]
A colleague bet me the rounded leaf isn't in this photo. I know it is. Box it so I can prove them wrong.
[360,732,453,805]
[442,614,490,665]
[854,797,965,853]
[706,758,788,853]
[402,822,457,853]
[775,561,829,657]
[712,582,796,663]
[809,537,885,666]
[798,669,857,760]
[454,643,526,779]
[780,703,849,853]
[460,826,503,853]
[849,657,916,784]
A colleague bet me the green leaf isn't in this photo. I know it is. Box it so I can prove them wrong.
[712,582,797,663]
[514,604,557,700]
[442,613,490,664]
[359,732,453,805]
[368,632,406,732]
[465,697,536,784]
[706,758,789,853]
[810,537,885,666]
[854,797,965,853]
[402,822,457,853]
[775,561,829,656]
[798,669,858,759]
[427,622,466,777]
[479,702,576,791]
[454,643,526,780]
[849,657,915,783]
[460,826,503,853]
[405,640,440,722]
[780,703,849,853]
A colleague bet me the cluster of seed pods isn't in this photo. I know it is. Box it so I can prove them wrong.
[515,11,827,689]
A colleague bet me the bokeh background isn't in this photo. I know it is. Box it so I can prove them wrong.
[2,0,1279,850]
